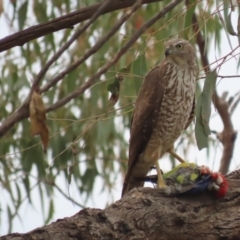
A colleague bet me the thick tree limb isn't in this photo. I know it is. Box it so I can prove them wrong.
[1,170,240,240]
[192,12,237,174]
[0,0,162,52]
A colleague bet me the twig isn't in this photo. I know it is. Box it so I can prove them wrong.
[33,0,113,90]
[192,12,236,174]
[197,75,240,80]
[46,0,182,112]
[0,0,163,52]
[53,182,85,208]
[217,75,240,78]
[40,0,143,94]
[25,171,85,208]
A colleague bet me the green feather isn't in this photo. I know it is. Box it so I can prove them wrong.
[163,162,200,186]
[176,175,185,184]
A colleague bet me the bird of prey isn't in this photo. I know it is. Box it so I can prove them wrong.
[121,38,198,197]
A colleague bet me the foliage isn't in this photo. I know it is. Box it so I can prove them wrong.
[195,71,217,150]
[0,0,239,233]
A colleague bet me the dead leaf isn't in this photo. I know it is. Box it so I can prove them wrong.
[30,90,49,153]
[107,74,124,107]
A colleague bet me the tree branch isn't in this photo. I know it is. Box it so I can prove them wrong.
[192,12,237,174]
[0,0,162,53]
[1,170,240,240]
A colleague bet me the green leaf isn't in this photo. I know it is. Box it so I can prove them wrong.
[38,184,45,214]
[195,94,208,150]
[22,177,31,203]
[80,166,98,194]
[107,75,123,106]
[107,77,120,95]
[45,199,54,224]
[18,1,28,30]
[184,0,197,34]
[118,62,132,75]
[131,54,147,94]
[45,33,56,52]
[226,12,237,36]
[195,71,217,150]
[68,165,74,184]
[223,0,229,22]
[7,206,13,233]
[201,71,217,136]
[33,0,48,23]
[15,183,22,208]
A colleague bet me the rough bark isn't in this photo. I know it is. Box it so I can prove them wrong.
[1,170,240,240]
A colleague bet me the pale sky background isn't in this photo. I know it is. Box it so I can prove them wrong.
[0,2,240,236]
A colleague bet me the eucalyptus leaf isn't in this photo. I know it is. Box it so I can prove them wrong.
[195,71,217,150]
[226,12,237,36]
[18,1,28,30]
[45,199,54,224]
[195,94,208,150]
[131,54,147,94]
[184,0,197,34]
[201,71,217,136]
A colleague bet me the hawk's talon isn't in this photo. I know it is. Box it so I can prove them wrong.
[155,161,166,188]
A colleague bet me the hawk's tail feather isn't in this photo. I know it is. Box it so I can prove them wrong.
[121,176,144,197]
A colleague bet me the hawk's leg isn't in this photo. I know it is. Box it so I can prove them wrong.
[143,143,166,188]
[167,148,185,163]
[155,161,166,188]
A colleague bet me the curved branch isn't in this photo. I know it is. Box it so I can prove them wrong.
[1,171,240,240]
[0,0,162,52]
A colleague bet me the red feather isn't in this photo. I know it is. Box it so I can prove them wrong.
[211,173,228,198]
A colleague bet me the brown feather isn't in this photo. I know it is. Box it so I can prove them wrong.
[184,98,195,130]
[122,66,166,196]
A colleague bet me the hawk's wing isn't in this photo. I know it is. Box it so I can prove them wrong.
[184,97,195,130]
[122,65,166,196]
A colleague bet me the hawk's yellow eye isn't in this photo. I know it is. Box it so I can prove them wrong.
[176,43,182,49]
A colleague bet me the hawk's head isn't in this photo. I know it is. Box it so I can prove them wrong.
[164,38,196,67]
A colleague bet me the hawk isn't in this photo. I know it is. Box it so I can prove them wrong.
[121,38,198,197]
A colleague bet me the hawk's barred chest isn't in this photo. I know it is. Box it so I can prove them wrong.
[153,61,197,152]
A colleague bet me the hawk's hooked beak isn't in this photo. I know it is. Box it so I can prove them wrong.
[165,48,171,57]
